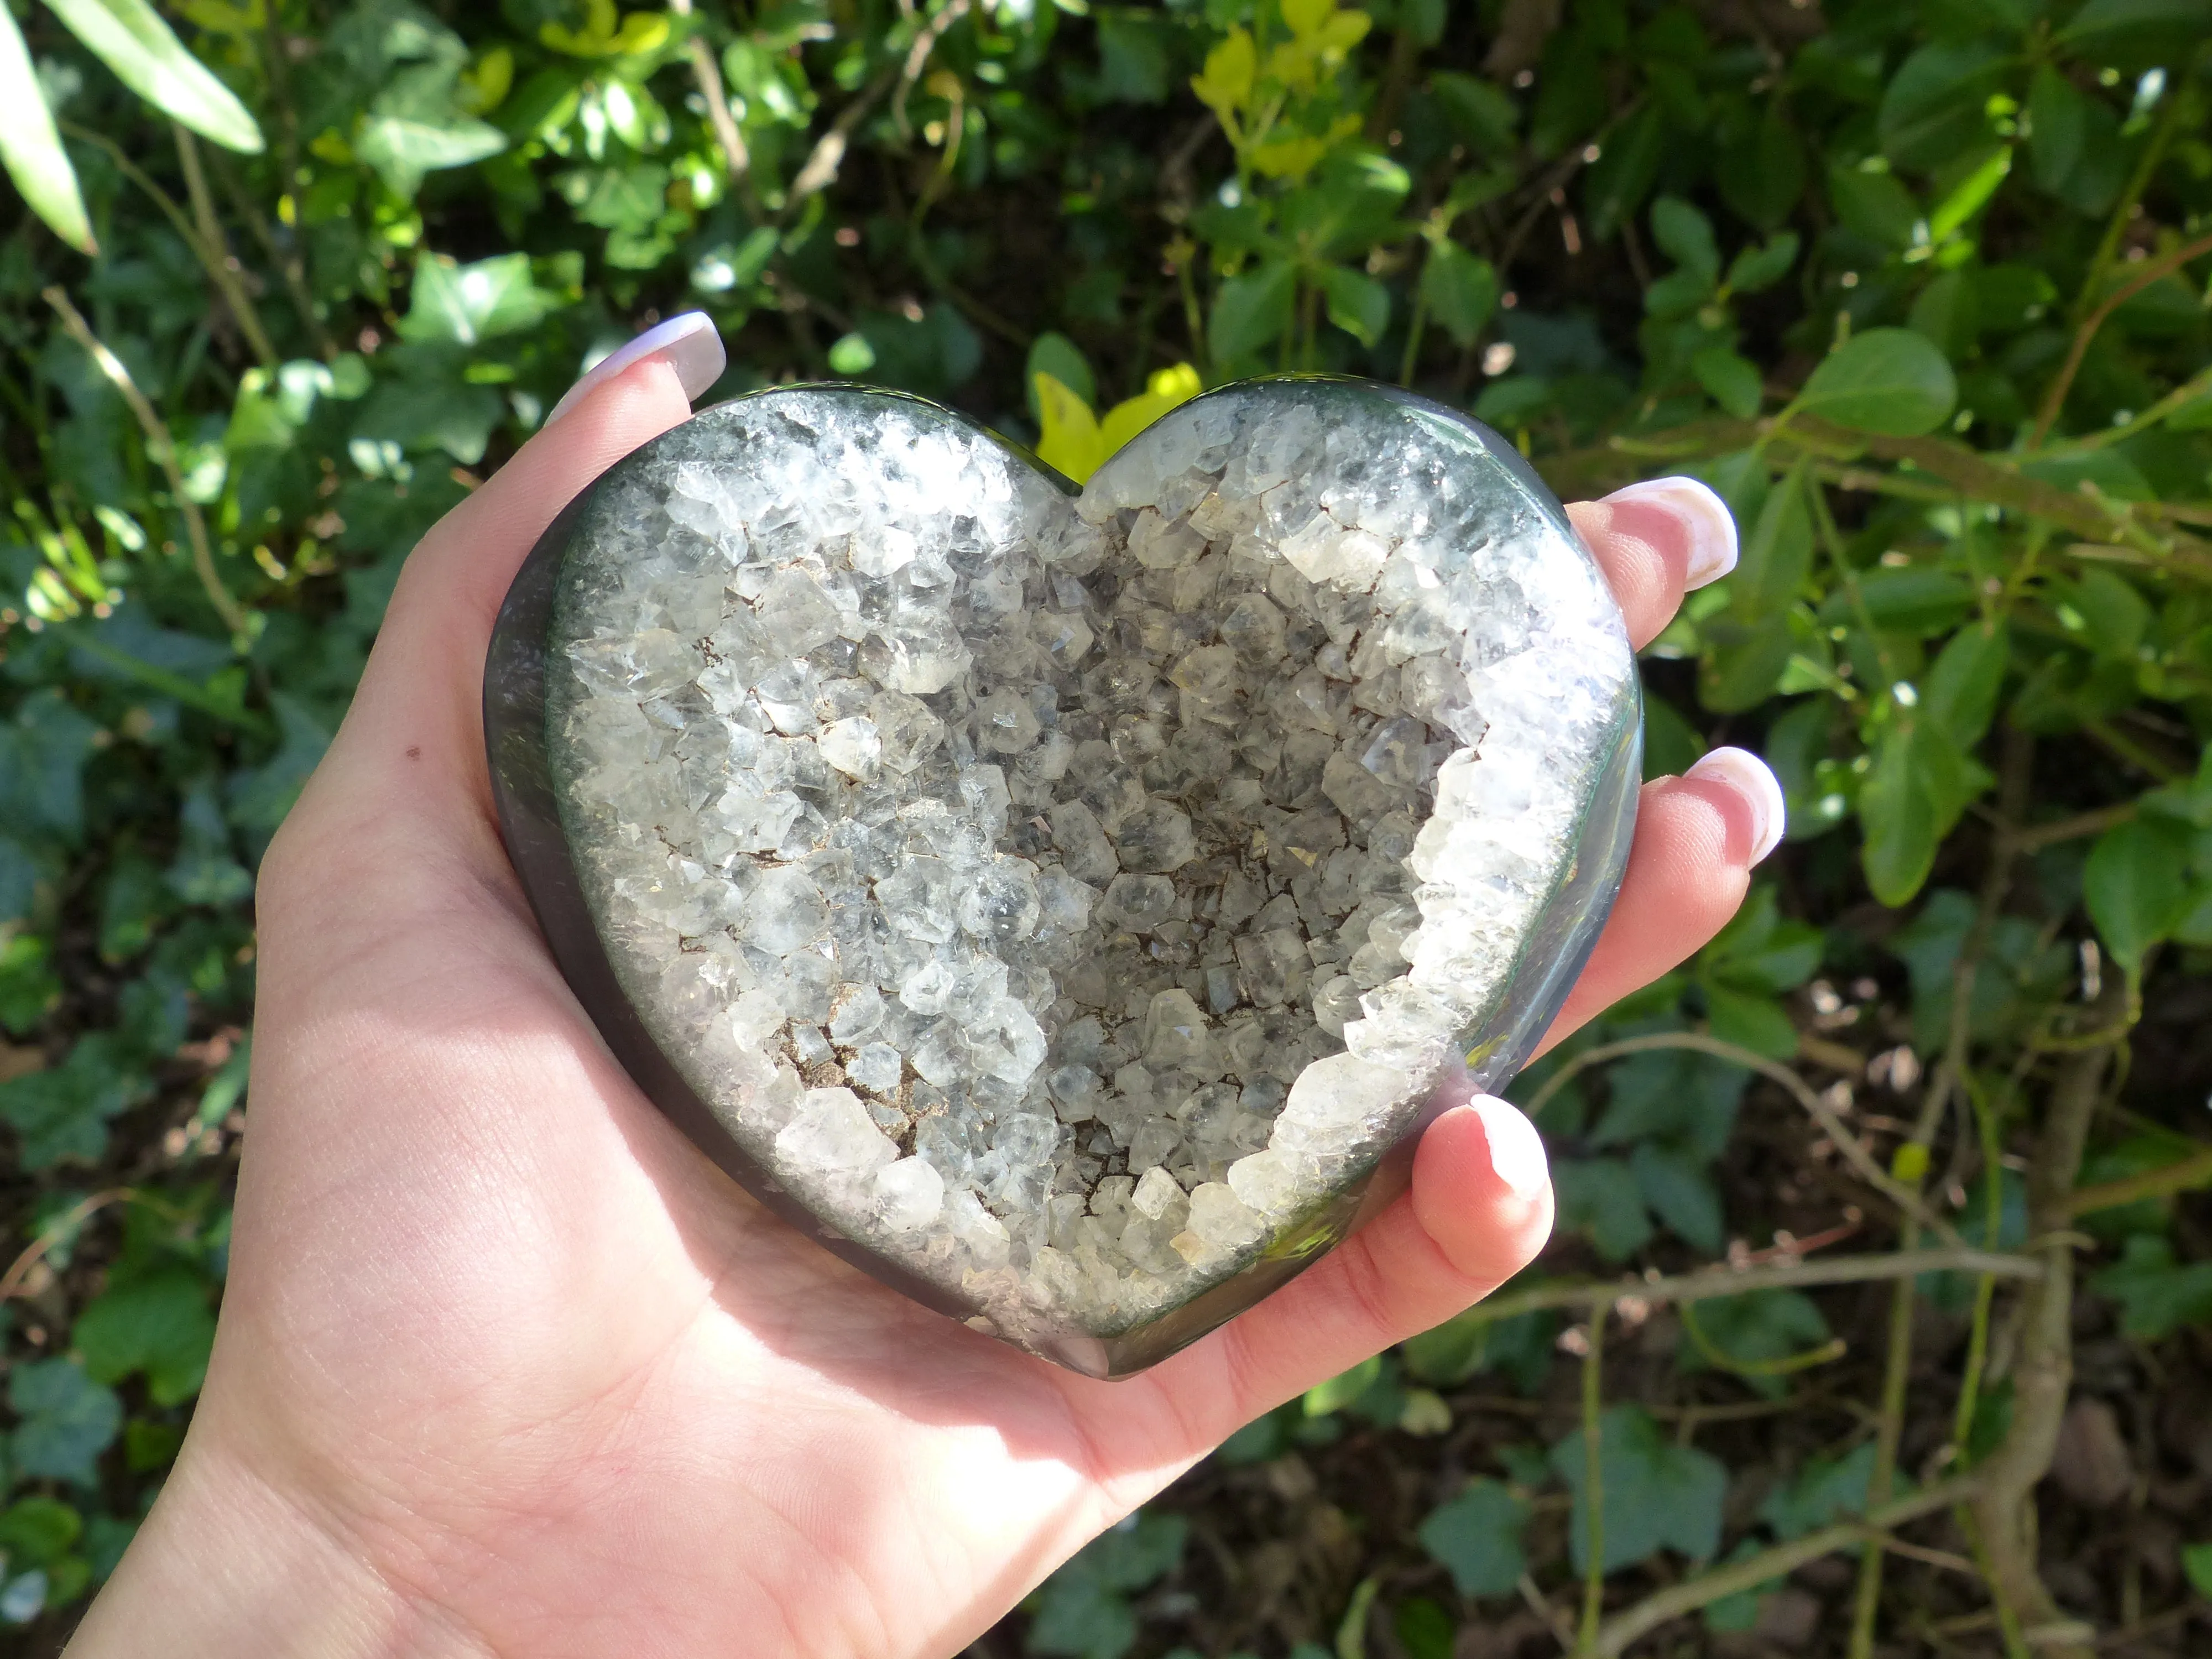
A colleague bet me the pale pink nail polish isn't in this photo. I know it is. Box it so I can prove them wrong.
[544,311,727,429]
[1603,476,1739,589]
[1686,745,1786,864]
[1469,1094,1550,1201]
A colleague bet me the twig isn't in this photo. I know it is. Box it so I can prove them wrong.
[1591,1475,1982,1656]
[1968,1011,2117,1659]
[2067,1144,2212,1215]
[891,0,972,142]
[0,1188,132,1300]
[2030,228,2212,448]
[2004,803,2138,855]
[2068,89,2185,332]
[668,0,749,185]
[1519,1572,1577,1652]
[1576,1301,1607,1655]
[43,287,251,639]
[1461,1249,2044,1330]
[174,126,281,371]
[59,122,280,371]
[1524,1031,1961,1245]
[787,60,902,206]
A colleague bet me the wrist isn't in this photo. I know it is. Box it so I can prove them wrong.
[64,1416,483,1659]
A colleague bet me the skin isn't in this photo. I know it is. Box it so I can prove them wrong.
[65,358,1769,1659]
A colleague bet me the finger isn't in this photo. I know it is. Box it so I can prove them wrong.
[1172,1085,1554,1432]
[1536,747,1784,1050]
[1567,475,1737,650]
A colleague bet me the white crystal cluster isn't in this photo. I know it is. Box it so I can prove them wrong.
[546,384,1634,1340]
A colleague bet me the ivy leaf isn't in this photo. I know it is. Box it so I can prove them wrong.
[398,252,566,346]
[2089,1233,2212,1339]
[355,112,505,199]
[0,6,93,252]
[44,0,264,152]
[1630,1142,1724,1252]
[2085,816,2195,970]
[0,690,102,845]
[1552,1158,1653,1261]
[1550,1406,1727,1574]
[73,1268,217,1407]
[8,1359,121,1485]
[1208,259,1297,363]
[0,1034,143,1170]
[1761,1443,1880,1540]
[1027,1512,1187,1659]
[1419,241,1498,348]
[1418,1479,1528,1598]
[1794,328,1957,436]
[1318,264,1389,347]
[1679,1290,1832,1398]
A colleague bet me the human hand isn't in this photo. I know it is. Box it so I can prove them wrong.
[67,317,1782,1659]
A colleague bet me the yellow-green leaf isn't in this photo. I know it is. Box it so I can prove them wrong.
[1034,371,1107,483]
[44,0,264,153]
[0,5,93,252]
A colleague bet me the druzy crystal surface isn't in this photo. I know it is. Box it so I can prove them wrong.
[487,379,1639,1375]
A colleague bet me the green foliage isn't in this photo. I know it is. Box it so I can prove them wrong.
[1417,1478,1527,1598]
[1550,1405,1726,1574]
[0,0,2208,1645]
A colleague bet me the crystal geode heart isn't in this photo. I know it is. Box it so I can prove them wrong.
[485,378,1639,1376]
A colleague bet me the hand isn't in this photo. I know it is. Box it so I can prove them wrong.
[67,319,1783,1659]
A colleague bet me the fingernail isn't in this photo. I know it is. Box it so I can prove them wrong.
[1686,745,1786,865]
[1469,1095,1549,1201]
[545,312,726,429]
[1603,476,1738,589]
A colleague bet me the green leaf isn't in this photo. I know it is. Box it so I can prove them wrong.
[0,6,93,252]
[0,690,102,844]
[1419,241,1498,348]
[1304,1353,1383,1416]
[1725,232,1800,295]
[1593,1047,1749,1161]
[1877,41,2006,171]
[1552,1157,1653,1261]
[1760,1443,1880,1540]
[1923,622,2009,749]
[1630,1141,1725,1251]
[1794,329,1957,436]
[8,1359,121,1485]
[43,0,263,152]
[1028,1512,1187,1659]
[1699,613,1793,713]
[355,113,505,199]
[1928,145,2012,243]
[1650,195,1719,283]
[0,1034,142,1170]
[1860,719,1972,906]
[1318,265,1389,347]
[1828,163,1920,249]
[1550,1405,1727,1574]
[1715,108,1806,232]
[1699,983,1797,1062]
[0,1498,81,1567]
[2085,816,2195,970]
[1732,464,1813,620]
[73,1268,217,1406]
[398,252,566,346]
[2089,1233,2212,1339]
[1678,1290,1832,1398]
[1418,1479,1528,1598]
[2027,66,2088,196]
[1392,1597,1453,1659]
[2183,1540,2212,1600]
[1025,332,1095,421]
[2058,0,2212,70]
[1208,259,1297,362]
[1692,346,1764,419]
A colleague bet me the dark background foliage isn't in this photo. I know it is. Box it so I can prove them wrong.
[0,0,2209,1653]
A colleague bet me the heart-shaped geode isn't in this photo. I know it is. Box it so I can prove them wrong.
[485,378,1639,1377]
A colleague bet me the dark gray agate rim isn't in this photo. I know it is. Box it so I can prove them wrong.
[482,378,1635,1379]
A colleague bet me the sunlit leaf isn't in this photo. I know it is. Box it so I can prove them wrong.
[44,0,264,152]
[1794,328,1957,435]
[0,6,93,252]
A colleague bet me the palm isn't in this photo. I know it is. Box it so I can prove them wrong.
[79,358,1770,1659]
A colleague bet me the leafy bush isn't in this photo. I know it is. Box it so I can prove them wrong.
[1,0,2210,1651]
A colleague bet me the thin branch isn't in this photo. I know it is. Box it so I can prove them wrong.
[43,287,251,639]
[667,0,750,185]
[1524,1032,1961,1246]
[173,126,282,372]
[892,0,972,142]
[2067,1144,2212,1215]
[59,122,279,371]
[2031,228,2212,449]
[1576,1301,1608,1655]
[0,1189,133,1300]
[1459,1249,2044,1330]
[1592,1475,1983,1656]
